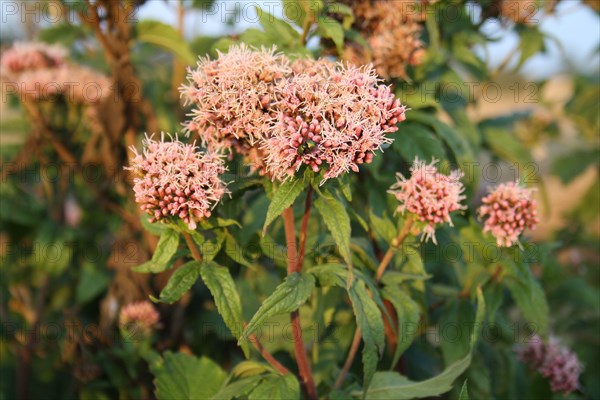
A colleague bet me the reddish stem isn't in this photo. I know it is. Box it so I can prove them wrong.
[282,206,318,400]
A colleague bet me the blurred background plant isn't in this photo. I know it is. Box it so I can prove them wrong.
[0,0,598,399]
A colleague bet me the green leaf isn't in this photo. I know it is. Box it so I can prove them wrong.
[135,228,180,273]
[256,7,300,45]
[392,123,447,162]
[551,148,600,183]
[380,286,420,369]
[158,261,200,304]
[505,273,549,336]
[211,376,263,400]
[76,265,109,304]
[317,17,345,54]
[241,273,315,341]
[249,374,300,400]
[459,380,470,400]
[137,20,195,65]
[311,265,384,390]
[262,178,305,235]
[283,0,322,27]
[329,2,355,29]
[314,190,353,267]
[200,261,250,358]
[408,111,476,169]
[358,289,485,399]
[517,27,545,69]
[39,23,88,45]
[151,352,227,400]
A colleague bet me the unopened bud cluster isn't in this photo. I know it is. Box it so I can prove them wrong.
[517,335,582,395]
[119,301,160,336]
[477,181,538,247]
[126,135,228,230]
[389,158,466,243]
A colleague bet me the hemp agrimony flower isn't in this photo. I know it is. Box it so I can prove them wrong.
[517,334,582,395]
[477,181,538,247]
[263,60,406,183]
[119,301,160,336]
[126,135,228,230]
[389,158,466,243]
[0,41,67,76]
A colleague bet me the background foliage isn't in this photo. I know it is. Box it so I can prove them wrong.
[1,0,598,399]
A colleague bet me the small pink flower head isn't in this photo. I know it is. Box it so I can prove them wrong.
[0,41,67,76]
[180,44,291,152]
[126,134,228,230]
[119,301,160,335]
[263,60,406,183]
[477,181,538,247]
[517,335,582,395]
[389,158,466,243]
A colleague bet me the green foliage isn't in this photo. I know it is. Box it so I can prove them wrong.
[242,273,315,341]
[156,260,200,304]
[134,228,180,273]
[314,189,353,267]
[200,261,250,357]
[150,351,227,399]
[136,20,195,65]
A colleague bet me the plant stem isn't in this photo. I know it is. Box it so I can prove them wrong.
[182,231,203,262]
[334,216,415,389]
[181,231,290,374]
[297,187,313,270]
[247,331,291,375]
[375,217,415,282]
[282,206,318,400]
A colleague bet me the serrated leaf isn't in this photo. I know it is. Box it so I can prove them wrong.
[311,265,384,390]
[249,374,300,400]
[358,290,485,399]
[139,229,180,273]
[314,190,353,268]
[151,352,227,400]
[241,273,315,341]
[158,261,200,304]
[262,178,305,235]
[350,279,386,390]
[381,286,420,369]
[329,2,355,29]
[201,261,249,358]
[137,20,195,65]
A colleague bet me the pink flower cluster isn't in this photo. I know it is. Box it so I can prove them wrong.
[517,335,582,395]
[477,181,538,247]
[1,42,111,105]
[180,45,291,160]
[0,42,67,76]
[13,65,112,104]
[180,45,406,183]
[119,301,160,335]
[389,158,466,243]
[264,60,406,182]
[126,135,228,230]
